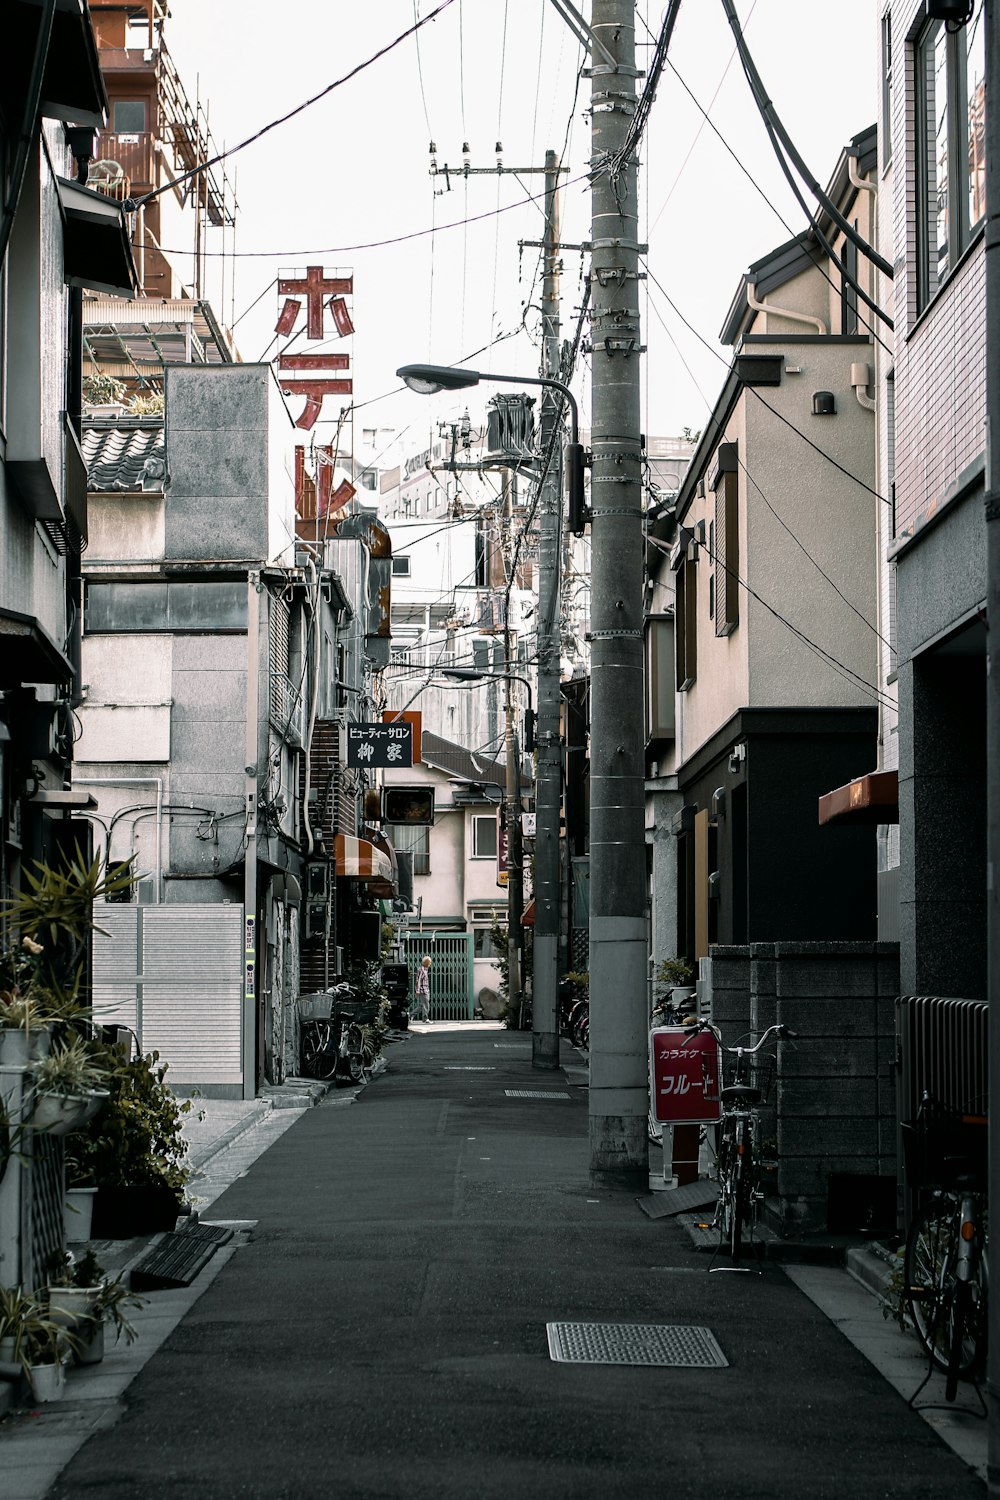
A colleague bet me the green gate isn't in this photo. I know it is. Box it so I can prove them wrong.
[403,932,474,1020]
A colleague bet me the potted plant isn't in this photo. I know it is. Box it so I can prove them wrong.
[67,1049,193,1238]
[45,1251,144,1365]
[0,1284,76,1399]
[28,1034,110,1137]
[0,940,55,1068]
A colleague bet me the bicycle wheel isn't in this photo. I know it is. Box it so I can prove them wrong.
[345,1024,369,1083]
[905,1197,985,1377]
[302,1020,337,1080]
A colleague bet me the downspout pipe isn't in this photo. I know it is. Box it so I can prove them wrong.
[746,283,827,335]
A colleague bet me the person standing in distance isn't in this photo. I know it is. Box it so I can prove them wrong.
[413,955,432,1022]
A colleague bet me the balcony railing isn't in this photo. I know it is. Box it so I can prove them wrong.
[95,131,154,190]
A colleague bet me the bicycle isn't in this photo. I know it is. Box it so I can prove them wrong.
[301,984,381,1085]
[902,1094,988,1403]
[686,1020,793,1264]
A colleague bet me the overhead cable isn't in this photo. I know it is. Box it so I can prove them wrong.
[719,0,893,281]
[128,0,457,212]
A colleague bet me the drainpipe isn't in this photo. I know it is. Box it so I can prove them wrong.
[74,777,163,901]
[746,283,827,335]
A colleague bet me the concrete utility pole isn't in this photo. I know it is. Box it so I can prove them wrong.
[532,148,563,1069]
[984,2,999,1483]
[587,0,648,1183]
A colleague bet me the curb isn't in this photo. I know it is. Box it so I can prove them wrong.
[186,1100,272,1173]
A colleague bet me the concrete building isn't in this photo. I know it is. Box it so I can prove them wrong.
[1,0,136,904]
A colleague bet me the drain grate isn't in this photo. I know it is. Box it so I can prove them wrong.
[505,1089,572,1099]
[130,1223,234,1291]
[546,1321,728,1368]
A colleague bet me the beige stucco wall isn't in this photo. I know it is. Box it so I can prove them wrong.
[745,342,877,708]
[87,492,165,563]
[76,634,172,762]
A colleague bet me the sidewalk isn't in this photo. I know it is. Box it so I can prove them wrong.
[1,1025,988,1499]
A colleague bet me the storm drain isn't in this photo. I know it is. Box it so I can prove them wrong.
[546,1321,728,1368]
[505,1089,572,1099]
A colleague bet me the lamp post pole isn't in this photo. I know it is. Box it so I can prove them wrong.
[587,0,648,1184]
[533,147,563,1069]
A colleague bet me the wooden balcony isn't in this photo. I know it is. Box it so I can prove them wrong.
[95,131,154,190]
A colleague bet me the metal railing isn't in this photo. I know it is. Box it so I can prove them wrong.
[896,994,988,1210]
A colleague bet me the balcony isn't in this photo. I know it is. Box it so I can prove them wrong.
[95,131,154,191]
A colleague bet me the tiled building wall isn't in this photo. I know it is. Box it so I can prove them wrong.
[887,0,986,542]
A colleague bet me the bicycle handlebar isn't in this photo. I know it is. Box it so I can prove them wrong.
[682,1019,796,1051]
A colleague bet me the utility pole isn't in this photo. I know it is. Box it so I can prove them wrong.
[983,1,1000,1485]
[587,0,648,1183]
[532,148,563,1069]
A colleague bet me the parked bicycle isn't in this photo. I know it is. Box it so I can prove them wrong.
[902,1093,988,1402]
[301,982,381,1085]
[682,1019,793,1263]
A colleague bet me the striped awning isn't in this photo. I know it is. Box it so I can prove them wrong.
[334,834,393,883]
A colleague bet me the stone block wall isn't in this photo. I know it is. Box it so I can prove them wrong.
[703,940,900,1236]
[770,941,899,1235]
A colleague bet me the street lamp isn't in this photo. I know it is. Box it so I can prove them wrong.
[396,364,587,535]
[398,360,574,1069]
[441,667,535,752]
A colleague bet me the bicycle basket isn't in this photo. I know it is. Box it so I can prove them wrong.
[723,1055,775,1104]
[332,998,381,1027]
[901,1110,987,1190]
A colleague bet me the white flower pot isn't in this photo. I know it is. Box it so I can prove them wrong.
[27,1360,65,1402]
[30,1090,107,1136]
[75,1318,105,1366]
[47,1285,100,1329]
[63,1185,98,1243]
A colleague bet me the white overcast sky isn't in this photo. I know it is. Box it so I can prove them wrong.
[162,1,879,450]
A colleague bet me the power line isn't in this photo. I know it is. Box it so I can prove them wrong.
[130,0,458,212]
[643,262,893,510]
[150,168,593,261]
[643,283,890,652]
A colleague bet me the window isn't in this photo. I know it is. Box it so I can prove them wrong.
[84,580,246,633]
[387,822,429,875]
[113,99,147,133]
[392,555,411,577]
[881,10,893,170]
[711,446,739,637]
[644,615,675,743]
[674,549,698,691]
[472,814,498,859]
[916,2,985,308]
[473,926,502,959]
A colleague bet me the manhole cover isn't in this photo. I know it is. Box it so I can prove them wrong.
[505,1089,572,1099]
[546,1322,728,1368]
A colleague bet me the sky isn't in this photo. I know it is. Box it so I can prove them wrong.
[160,0,881,454]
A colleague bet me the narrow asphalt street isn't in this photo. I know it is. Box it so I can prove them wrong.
[8,1026,989,1499]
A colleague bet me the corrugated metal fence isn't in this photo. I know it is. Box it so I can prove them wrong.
[403,933,474,1020]
[896,994,988,1126]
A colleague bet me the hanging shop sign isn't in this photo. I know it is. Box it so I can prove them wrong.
[649,1026,723,1126]
[346,721,414,769]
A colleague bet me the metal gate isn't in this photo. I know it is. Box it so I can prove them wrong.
[403,932,474,1020]
[93,904,245,1090]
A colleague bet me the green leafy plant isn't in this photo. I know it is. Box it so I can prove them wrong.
[563,970,589,997]
[31,1034,110,1098]
[82,373,125,406]
[655,957,695,990]
[0,1285,76,1371]
[65,1048,192,1194]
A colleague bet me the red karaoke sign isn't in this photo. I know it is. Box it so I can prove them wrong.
[649,1026,723,1126]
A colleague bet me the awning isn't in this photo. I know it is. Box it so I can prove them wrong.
[818,770,899,826]
[334,834,393,884]
[365,830,399,900]
[57,177,138,298]
[10,0,108,128]
[521,898,535,927]
[0,608,74,686]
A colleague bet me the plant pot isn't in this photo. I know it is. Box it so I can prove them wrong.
[47,1285,100,1329]
[74,1317,105,1366]
[27,1360,65,1402]
[64,1185,98,1243]
[91,1183,183,1239]
[0,1334,19,1381]
[0,1025,53,1067]
[30,1090,107,1137]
